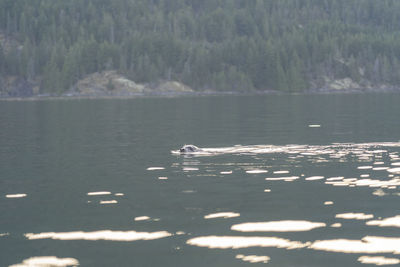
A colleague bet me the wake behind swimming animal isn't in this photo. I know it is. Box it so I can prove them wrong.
[179,145,202,153]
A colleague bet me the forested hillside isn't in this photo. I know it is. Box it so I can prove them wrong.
[2,0,400,96]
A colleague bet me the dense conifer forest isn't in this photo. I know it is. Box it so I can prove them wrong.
[2,0,400,95]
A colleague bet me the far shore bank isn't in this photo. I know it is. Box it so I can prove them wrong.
[2,87,400,101]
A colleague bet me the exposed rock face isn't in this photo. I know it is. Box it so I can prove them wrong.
[69,71,193,96]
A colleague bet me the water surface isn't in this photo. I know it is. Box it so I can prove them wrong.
[1,94,400,266]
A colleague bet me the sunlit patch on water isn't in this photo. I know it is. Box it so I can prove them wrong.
[335,213,374,220]
[204,212,240,219]
[100,200,118,204]
[236,254,270,264]
[24,230,172,241]
[387,167,400,173]
[246,169,268,174]
[6,194,27,198]
[231,220,326,232]
[366,215,400,228]
[9,256,79,267]
[265,176,299,182]
[309,236,400,254]
[358,256,400,266]
[186,236,308,249]
[183,167,199,171]
[146,167,165,170]
[305,176,325,181]
[358,166,373,170]
[87,191,111,196]
[134,216,151,221]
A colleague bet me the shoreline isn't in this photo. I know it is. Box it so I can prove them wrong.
[1,87,400,101]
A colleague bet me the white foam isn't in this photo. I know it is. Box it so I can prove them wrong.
[25,230,172,241]
[9,256,79,267]
[204,212,240,219]
[231,220,326,232]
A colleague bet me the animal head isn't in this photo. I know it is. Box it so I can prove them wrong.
[180,144,200,153]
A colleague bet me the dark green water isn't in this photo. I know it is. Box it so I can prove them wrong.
[1,94,400,267]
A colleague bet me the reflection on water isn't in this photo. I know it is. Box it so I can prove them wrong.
[367,215,400,228]
[235,254,270,264]
[335,213,374,220]
[5,194,27,198]
[309,236,400,254]
[231,220,326,232]
[204,212,240,219]
[25,230,172,241]
[186,236,308,249]
[358,256,400,266]
[2,96,400,266]
[9,256,79,267]
[175,140,400,265]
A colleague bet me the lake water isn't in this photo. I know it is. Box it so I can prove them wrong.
[1,94,400,267]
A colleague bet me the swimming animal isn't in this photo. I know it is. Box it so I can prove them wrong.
[179,144,202,153]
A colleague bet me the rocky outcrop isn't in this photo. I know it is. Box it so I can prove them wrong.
[66,71,194,97]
